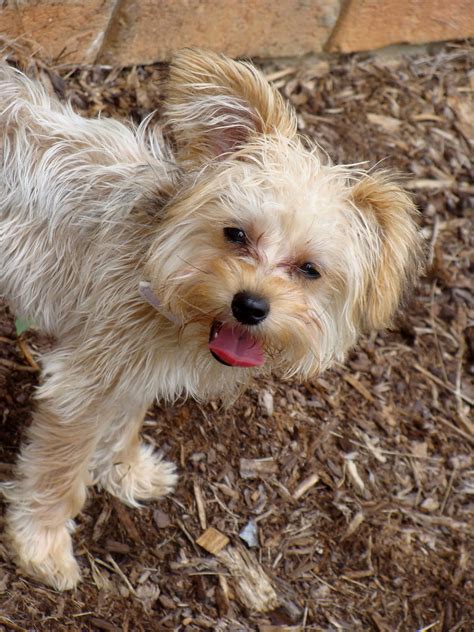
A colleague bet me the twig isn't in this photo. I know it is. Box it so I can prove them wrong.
[414,363,473,408]
[17,338,40,370]
[177,518,201,555]
[418,622,439,632]
[105,554,137,596]
[293,472,320,500]
[440,467,457,515]
[0,358,38,372]
[427,216,440,268]
[436,416,474,444]
[0,616,28,632]
[264,67,297,82]
[454,312,472,435]
[400,509,469,530]
[343,374,375,402]
[429,281,449,383]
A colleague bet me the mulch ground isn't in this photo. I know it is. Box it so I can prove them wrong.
[0,41,473,631]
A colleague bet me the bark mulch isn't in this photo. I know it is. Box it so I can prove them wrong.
[0,40,473,631]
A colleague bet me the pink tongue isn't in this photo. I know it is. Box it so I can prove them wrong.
[209,324,264,367]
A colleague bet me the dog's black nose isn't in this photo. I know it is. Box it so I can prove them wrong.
[231,291,269,326]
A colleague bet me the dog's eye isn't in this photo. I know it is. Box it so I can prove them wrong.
[298,262,321,279]
[224,227,247,244]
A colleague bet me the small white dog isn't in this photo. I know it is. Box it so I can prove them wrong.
[0,49,423,589]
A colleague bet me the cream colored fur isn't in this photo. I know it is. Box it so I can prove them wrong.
[0,49,423,589]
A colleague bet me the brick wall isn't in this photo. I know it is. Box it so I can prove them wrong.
[1,0,473,65]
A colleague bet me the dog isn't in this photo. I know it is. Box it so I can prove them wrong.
[0,49,423,590]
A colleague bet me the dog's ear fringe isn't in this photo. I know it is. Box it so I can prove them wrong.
[163,48,297,165]
[350,171,425,332]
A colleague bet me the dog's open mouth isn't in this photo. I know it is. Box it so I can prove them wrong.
[208,321,265,367]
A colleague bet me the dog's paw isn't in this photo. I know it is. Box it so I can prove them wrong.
[6,513,80,590]
[99,443,178,507]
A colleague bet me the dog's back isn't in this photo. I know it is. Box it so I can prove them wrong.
[0,64,168,335]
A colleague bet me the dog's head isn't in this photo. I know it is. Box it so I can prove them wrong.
[144,49,423,379]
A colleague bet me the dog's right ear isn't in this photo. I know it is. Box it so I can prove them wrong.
[164,49,297,167]
[349,172,424,332]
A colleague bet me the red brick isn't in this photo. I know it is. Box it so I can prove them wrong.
[15,0,117,64]
[0,1,22,41]
[327,0,474,53]
[2,0,473,66]
[98,0,341,65]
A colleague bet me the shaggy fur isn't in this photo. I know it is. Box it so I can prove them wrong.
[0,49,423,589]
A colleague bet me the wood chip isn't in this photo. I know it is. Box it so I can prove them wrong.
[215,574,230,616]
[158,594,175,609]
[217,543,279,613]
[292,472,320,500]
[410,113,444,122]
[259,627,302,632]
[193,481,207,530]
[404,178,456,190]
[240,458,279,479]
[195,530,279,613]
[342,512,365,539]
[92,503,112,541]
[367,112,401,132]
[89,618,120,632]
[111,498,141,543]
[196,527,230,555]
[343,374,374,402]
[346,459,365,493]
[105,539,130,554]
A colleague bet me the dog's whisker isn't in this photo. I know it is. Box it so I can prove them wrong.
[175,255,210,276]
[172,295,215,318]
[146,283,216,321]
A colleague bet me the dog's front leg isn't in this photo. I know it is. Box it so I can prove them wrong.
[91,404,177,507]
[4,394,104,590]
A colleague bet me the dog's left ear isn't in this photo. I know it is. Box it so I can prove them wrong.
[350,172,424,331]
[164,48,297,166]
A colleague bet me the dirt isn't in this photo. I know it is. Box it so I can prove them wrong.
[0,41,473,631]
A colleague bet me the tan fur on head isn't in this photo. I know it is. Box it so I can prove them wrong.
[0,50,424,590]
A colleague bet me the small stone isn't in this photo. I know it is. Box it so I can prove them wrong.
[259,389,274,416]
[239,520,259,548]
[154,509,171,529]
[421,497,440,512]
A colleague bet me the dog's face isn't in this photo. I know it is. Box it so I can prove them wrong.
[145,50,423,380]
